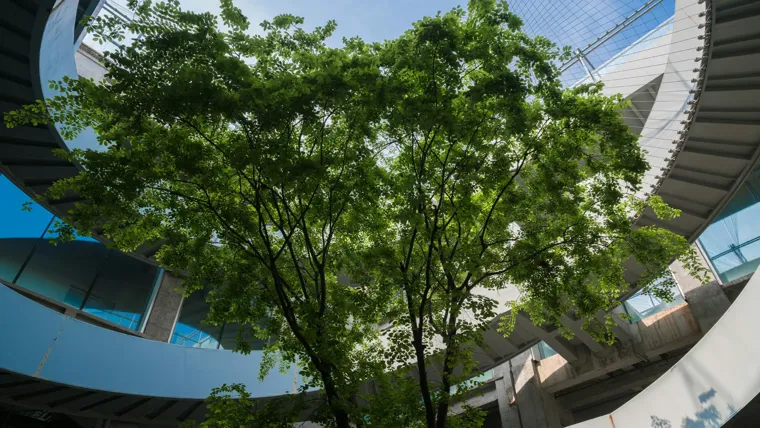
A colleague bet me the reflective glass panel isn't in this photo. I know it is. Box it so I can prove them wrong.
[0,175,54,282]
[451,369,494,394]
[219,322,269,351]
[15,238,109,305]
[82,250,160,330]
[171,289,223,349]
[698,165,760,283]
[45,216,99,243]
[537,341,558,359]
[623,274,684,323]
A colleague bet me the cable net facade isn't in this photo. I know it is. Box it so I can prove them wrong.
[507,0,676,86]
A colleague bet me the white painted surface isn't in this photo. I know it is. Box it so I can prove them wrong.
[570,264,760,427]
[587,18,675,99]
[40,0,101,151]
[634,0,703,201]
[75,45,107,82]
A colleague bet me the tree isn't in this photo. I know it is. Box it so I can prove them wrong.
[5,0,708,427]
[10,1,393,426]
[369,1,709,426]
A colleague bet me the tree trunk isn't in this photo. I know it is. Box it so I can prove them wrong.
[434,352,453,428]
[321,366,352,428]
[434,309,460,428]
[413,329,438,428]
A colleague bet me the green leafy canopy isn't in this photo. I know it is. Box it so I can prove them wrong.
[4,0,710,426]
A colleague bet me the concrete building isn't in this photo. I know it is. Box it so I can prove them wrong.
[0,0,759,427]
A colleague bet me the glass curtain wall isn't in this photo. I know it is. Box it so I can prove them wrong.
[0,174,160,331]
[534,273,685,360]
[172,288,269,351]
[171,288,224,349]
[0,176,55,281]
[698,164,760,283]
[506,0,676,86]
[622,273,684,323]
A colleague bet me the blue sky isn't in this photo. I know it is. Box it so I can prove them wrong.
[90,0,677,100]
[102,0,672,49]
[172,0,465,44]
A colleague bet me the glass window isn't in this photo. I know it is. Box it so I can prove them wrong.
[0,176,161,330]
[537,341,558,359]
[698,165,760,283]
[82,251,160,330]
[451,369,494,395]
[171,290,271,351]
[171,289,223,349]
[218,322,269,351]
[623,274,684,323]
[15,234,110,304]
[0,175,55,282]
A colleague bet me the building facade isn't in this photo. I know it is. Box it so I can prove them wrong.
[0,0,759,427]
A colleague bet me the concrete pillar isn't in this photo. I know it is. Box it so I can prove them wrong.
[495,351,570,428]
[671,253,731,334]
[669,256,707,296]
[495,362,521,428]
[682,282,731,334]
[142,272,184,342]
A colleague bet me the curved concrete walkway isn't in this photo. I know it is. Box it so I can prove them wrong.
[571,265,760,427]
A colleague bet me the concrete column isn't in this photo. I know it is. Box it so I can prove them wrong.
[682,281,731,334]
[495,362,521,428]
[669,256,708,296]
[142,272,184,342]
[671,251,731,334]
[495,351,570,428]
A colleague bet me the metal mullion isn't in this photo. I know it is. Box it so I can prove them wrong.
[79,250,112,310]
[12,215,56,284]
[139,268,165,333]
[217,323,226,350]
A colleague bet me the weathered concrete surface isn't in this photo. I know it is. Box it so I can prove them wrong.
[450,381,500,415]
[458,352,569,428]
[569,264,760,427]
[495,362,522,428]
[669,247,713,295]
[670,250,733,334]
[512,351,566,428]
[683,282,731,334]
[480,352,569,428]
[142,273,184,342]
[537,303,701,394]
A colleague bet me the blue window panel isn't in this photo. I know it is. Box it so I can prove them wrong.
[219,322,269,351]
[0,175,54,238]
[508,0,676,64]
[537,341,558,359]
[698,166,760,283]
[46,217,99,243]
[170,289,271,351]
[15,240,109,305]
[85,308,142,330]
[171,288,223,349]
[450,369,495,395]
[623,275,684,324]
[82,250,159,330]
[172,322,222,350]
[0,175,54,281]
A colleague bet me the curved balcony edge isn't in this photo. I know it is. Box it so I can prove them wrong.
[569,263,760,427]
[0,283,296,401]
